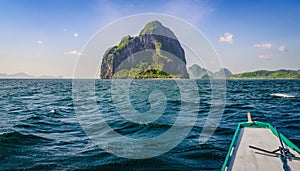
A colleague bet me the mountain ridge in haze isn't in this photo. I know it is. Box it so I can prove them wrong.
[0,72,63,78]
[188,64,232,79]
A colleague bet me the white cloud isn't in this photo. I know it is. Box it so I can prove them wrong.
[37,40,43,44]
[74,33,78,38]
[64,50,81,56]
[219,33,234,44]
[253,43,272,49]
[278,45,287,52]
[258,55,272,60]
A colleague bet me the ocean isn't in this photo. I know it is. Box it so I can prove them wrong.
[0,79,299,170]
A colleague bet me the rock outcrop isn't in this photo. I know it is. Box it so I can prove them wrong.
[188,64,232,79]
[100,21,189,79]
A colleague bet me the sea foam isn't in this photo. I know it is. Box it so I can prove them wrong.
[270,93,295,98]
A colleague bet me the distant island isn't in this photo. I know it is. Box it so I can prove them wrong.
[0,72,63,79]
[228,69,300,79]
[100,20,189,79]
[0,72,33,78]
[188,64,232,79]
[188,64,300,79]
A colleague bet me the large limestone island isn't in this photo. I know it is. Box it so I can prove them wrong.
[100,21,189,79]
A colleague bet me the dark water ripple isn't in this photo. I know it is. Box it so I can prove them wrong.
[0,79,299,170]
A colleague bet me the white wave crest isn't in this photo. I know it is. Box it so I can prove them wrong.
[270,93,295,98]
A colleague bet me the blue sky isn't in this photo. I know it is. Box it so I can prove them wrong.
[0,0,299,77]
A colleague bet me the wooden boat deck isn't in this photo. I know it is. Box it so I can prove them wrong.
[228,127,300,171]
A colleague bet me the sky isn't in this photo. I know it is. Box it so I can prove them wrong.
[0,0,300,77]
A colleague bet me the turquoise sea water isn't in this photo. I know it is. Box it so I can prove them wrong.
[0,79,299,170]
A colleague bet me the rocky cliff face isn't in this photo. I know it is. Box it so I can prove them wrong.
[215,68,232,78]
[188,64,212,79]
[188,64,232,79]
[100,21,189,79]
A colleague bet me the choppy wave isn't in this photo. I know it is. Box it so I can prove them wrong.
[0,79,299,170]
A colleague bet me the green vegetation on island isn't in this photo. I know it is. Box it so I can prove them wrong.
[228,69,300,79]
[135,69,180,79]
[187,65,299,79]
